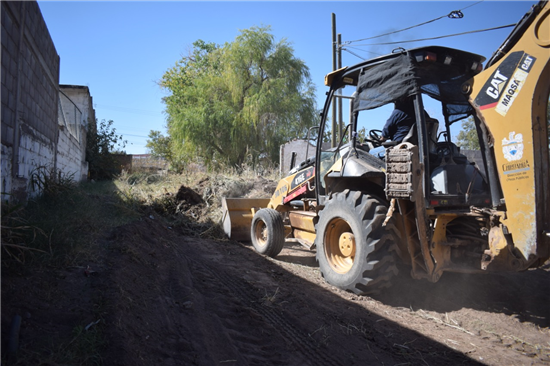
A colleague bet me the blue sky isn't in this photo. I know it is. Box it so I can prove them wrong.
[37,1,537,154]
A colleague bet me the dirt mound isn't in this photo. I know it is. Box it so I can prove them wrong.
[175,185,204,206]
[246,176,278,198]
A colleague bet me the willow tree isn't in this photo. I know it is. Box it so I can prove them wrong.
[159,26,318,169]
[456,117,480,150]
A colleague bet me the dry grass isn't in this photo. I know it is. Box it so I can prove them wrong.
[112,165,279,237]
[2,163,279,269]
[1,202,48,264]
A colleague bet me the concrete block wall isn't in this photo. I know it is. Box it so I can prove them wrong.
[1,145,13,197]
[18,124,56,178]
[56,124,88,181]
[1,1,61,201]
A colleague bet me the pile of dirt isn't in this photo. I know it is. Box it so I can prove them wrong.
[175,185,204,205]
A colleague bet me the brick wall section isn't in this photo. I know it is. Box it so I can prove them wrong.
[1,1,60,201]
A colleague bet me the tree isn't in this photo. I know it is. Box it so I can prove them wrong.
[145,130,185,171]
[86,119,127,180]
[146,130,172,161]
[456,117,480,150]
[160,27,319,170]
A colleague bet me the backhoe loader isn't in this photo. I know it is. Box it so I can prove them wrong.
[222,1,550,294]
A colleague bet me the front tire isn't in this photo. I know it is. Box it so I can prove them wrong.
[315,190,400,294]
[251,208,285,258]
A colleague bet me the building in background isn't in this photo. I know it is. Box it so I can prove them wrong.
[58,85,95,181]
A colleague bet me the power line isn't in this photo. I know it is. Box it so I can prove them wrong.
[342,48,366,61]
[350,23,515,47]
[344,1,484,45]
[346,45,383,57]
[341,46,384,61]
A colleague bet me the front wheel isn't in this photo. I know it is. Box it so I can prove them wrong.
[315,190,400,294]
[251,208,285,258]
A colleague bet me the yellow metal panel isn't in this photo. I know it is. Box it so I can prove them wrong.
[293,229,317,247]
[288,211,317,233]
[221,198,270,241]
[471,3,550,260]
[270,174,294,208]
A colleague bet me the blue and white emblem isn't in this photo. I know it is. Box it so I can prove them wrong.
[502,132,523,162]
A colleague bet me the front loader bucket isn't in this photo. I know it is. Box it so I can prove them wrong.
[221,198,270,242]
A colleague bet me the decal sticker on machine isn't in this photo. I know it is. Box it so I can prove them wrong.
[290,167,315,191]
[503,160,530,174]
[284,167,315,204]
[473,52,535,111]
[502,158,531,182]
[272,184,289,201]
[501,131,531,181]
[502,131,524,161]
[495,54,535,116]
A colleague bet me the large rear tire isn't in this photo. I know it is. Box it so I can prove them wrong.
[251,208,285,258]
[315,190,400,295]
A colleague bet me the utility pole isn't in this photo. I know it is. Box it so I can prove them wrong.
[337,33,343,145]
[331,13,337,148]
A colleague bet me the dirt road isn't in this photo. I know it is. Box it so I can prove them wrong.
[3,214,549,365]
[103,217,549,365]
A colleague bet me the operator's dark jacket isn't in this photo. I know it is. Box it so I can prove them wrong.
[382,108,415,143]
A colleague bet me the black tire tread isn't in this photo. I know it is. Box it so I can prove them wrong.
[251,208,285,258]
[315,189,400,295]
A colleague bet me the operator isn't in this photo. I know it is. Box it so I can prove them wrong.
[380,97,427,143]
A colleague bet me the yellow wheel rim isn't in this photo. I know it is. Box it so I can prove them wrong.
[324,218,356,274]
[254,220,268,247]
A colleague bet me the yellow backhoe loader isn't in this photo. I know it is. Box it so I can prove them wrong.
[222,1,550,294]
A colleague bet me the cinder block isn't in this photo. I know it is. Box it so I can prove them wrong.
[2,108,13,129]
[1,26,8,52]
[7,32,16,57]
[1,83,8,102]
[0,118,6,142]
[4,125,14,145]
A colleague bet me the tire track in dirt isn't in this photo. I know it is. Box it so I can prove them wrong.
[187,255,345,366]
[180,259,291,366]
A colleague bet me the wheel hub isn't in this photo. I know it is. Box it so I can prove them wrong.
[325,218,356,274]
[254,221,268,246]
[339,233,355,257]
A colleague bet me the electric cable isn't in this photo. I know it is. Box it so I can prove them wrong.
[343,45,383,59]
[341,48,367,61]
[344,0,484,45]
[350,23,516,47]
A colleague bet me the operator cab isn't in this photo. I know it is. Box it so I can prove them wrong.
[316,46,491,209]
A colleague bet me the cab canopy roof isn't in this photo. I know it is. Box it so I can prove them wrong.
[325,46,486,123]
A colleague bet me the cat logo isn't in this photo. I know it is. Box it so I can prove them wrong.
[473,51,524,110]
[486,70,509,99]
